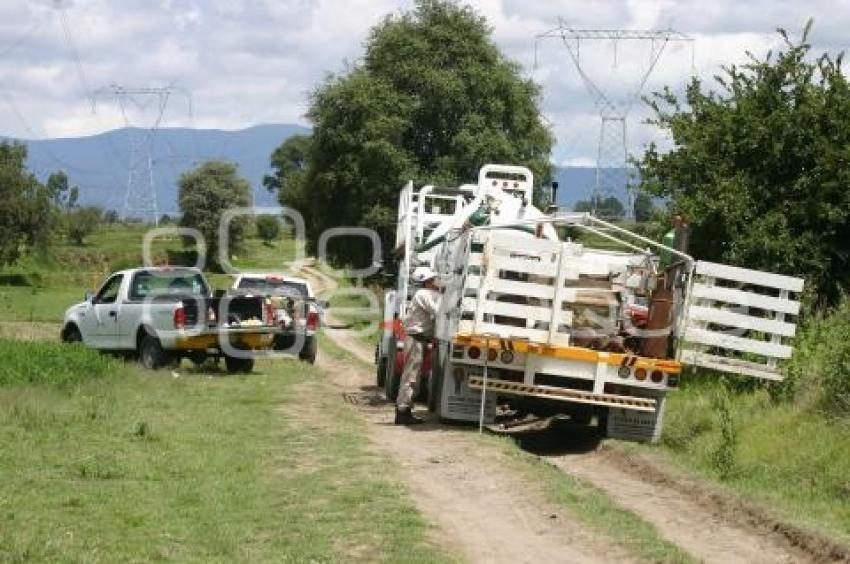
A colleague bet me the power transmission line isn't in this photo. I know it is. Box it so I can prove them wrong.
[93,85,184,225]
[536,22,694,218]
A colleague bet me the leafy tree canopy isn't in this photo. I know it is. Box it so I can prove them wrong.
[178,160,252,269]
[637,21,850,301]
[66,206,103,246]
[574,196,625,220]
[0,142,52,266]
[267,0,553,266]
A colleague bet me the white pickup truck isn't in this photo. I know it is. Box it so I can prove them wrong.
[230,273,322,363]
[61,267,277,373]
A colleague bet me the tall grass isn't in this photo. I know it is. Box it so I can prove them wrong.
[658,297,850,540]
[783,297,850,414]
[0,339,119,389]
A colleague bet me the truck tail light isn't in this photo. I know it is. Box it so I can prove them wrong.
[650,370,665,383]
[173,305,186,329]
[265,299,275,325]
[306,310,319,331]
[467,346,481,359]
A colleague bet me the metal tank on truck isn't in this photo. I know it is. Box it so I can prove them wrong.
[377,164,806,442]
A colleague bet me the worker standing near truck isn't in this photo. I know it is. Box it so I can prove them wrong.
[395,266,441,425]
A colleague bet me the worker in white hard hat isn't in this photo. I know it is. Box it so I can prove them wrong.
[395,265,442,425]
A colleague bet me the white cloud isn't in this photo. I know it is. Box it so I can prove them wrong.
[0,0,845,164]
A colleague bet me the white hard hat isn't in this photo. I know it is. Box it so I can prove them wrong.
[411,266,438,284]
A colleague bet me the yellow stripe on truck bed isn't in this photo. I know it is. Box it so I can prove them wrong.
[453,333,682,374]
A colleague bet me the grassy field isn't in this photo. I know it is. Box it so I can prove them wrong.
[0,223,301,323]
[0,339,447,562]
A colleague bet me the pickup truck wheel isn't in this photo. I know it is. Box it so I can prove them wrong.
[62,325,82,344]
[139,334,167,370]
[225,355,254,374]
[376,355,387,388]
[188,350,208,367]
[299,336,317,364]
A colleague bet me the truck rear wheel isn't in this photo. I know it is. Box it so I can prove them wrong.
[384,359,400,402]
[225,355,254,374]
[299,336,317,364]
[139,334,168,370]
[376,354,387,388]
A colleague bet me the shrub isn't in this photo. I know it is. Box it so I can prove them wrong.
[783,297,850,414]
[255,215,281,245]
[0,339,119,389]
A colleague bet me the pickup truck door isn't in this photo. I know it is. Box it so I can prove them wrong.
[84,273,123,348]
[678,261,805,381]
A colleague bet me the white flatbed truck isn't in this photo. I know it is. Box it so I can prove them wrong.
[378,164,805,441]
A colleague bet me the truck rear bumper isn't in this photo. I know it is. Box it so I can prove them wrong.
[170,328,275,351]
[467,376,657,412]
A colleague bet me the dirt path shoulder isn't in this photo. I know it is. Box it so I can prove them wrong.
[298,264,831,563]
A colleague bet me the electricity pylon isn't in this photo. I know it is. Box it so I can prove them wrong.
[93,85,181,225]
[536,24,693,218]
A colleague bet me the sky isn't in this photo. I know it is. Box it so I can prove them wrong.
[1,0,848,166]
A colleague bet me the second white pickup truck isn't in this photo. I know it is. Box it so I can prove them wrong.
[230,273,322,363]
[61,267,277,373]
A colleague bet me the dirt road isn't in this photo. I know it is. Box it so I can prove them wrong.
[298,264,826,563]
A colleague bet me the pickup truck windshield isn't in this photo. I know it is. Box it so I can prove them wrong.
[238,278,308,298]
[129,271,210,300]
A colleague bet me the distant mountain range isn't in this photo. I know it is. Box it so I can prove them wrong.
[6,124,628,215]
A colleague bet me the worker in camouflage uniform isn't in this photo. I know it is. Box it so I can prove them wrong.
[395,266,441,425]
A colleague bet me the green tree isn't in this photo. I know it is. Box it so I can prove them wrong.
[66,206,103,246]
[268,0,553,265]
[0,142,52,266]
[255,215,281,246]
[264,134,312,226]
[637,21,850,301]
[573,196,625,219]
[46,170,78,209]
[178,161,252,269]
[633,192,654,222]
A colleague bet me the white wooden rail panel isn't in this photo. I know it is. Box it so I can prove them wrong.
[490,255,559,278]
[690,283,801,315]
[687,305,798,337]
[561,258,611,277]
[684,326,794,358]
[465,274,482,289]
[488,278,556,300]
[468,254,485,267]
[695,261,804,292]
[679,350,783,381]
[461,297,478,312]
[474,322,571,345]
[481,301,553,322]
[561,287,619,303]
[488,230,561,254]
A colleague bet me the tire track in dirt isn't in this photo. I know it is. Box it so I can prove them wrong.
[547,450,804,563]
[297,263,833,563]
[298,264,631,563]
